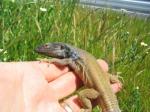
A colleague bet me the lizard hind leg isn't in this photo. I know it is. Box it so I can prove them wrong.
[38,58,70,67]
[109,74,121,84]
[77,88,99,112]
[108,74,122,92]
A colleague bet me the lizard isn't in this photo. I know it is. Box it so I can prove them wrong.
[35,42,121,112]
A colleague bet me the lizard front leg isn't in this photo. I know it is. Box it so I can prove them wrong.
[42,58,84,74]
[39,58,71,65]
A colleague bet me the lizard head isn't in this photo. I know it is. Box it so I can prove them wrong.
[35,42,73,59]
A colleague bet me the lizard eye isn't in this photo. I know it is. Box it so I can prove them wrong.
[44,44,49,48]
[60,45,65,49]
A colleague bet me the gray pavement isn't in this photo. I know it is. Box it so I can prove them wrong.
[80,0,150,15]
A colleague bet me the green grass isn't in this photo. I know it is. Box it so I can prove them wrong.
[1,1,150,112]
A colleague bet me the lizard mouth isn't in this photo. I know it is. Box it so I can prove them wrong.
[35,45,46,54]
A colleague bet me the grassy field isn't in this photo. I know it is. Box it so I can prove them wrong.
[1,1,150,112]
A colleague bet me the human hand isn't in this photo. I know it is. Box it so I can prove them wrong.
[0,59,122,112]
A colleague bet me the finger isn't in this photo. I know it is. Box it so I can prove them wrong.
[97,59,109,72]
[31,61,70,81]
[48,71,82,100]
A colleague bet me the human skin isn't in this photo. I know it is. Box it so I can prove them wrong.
[0,59,122,112]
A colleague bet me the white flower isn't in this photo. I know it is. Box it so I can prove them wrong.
[0,49,7,54]
[141,42,148,47]
[3,58,7,61]
[4,50,7,54]
[40,7,47,12]
[11,0,15,2]
[0,49,3,52]
[136,86,139,90]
